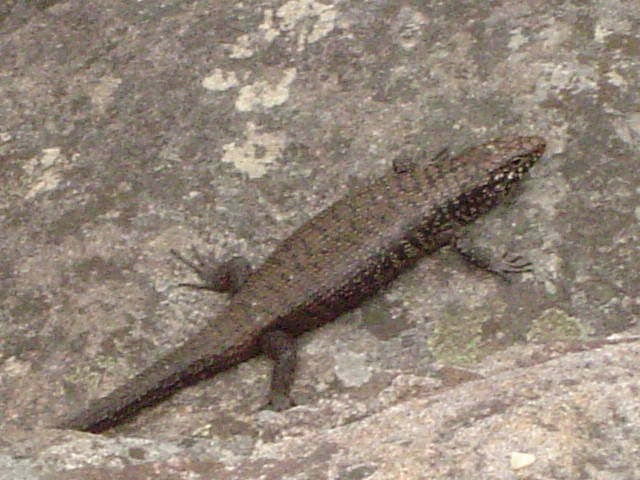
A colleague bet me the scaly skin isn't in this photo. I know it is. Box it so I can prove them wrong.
[55,136,546,432]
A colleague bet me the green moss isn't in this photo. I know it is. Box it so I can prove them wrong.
[65,355,121,392]
[526,308,591,343]
[427,303,490,366]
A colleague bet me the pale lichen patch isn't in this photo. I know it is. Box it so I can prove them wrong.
[202,68,239,92]
[221,122,286,178]
[24,147,65,199]
[235,68,297,112]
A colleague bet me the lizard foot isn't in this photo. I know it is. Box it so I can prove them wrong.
[451,237,533,282]
[170,246,252,293]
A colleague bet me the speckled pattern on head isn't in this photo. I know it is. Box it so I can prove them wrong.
[56,136,545,432]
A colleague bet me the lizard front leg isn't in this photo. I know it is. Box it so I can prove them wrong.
[451,234,533,282]
[392,146,450,173]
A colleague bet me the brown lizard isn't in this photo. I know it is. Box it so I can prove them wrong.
[55,136,546,432]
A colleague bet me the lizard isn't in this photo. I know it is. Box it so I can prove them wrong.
[54,135,546,432]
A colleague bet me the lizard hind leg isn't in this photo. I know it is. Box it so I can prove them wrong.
[260,329,297,411]
[170,246,252,294]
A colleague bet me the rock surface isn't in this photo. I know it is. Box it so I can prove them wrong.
[1,0,638,478]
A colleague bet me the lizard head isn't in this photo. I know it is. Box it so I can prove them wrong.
[485,135,547,197]
[439,136,547,223]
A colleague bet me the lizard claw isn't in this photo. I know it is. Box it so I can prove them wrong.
[171,246,252,293]
[170,246,218,289]
[484,251,533,282]
[264,394,296,412]
[451,237,533,282]
[496,252,533,273]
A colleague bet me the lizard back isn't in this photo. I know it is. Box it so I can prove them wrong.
[231,136,546,334]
